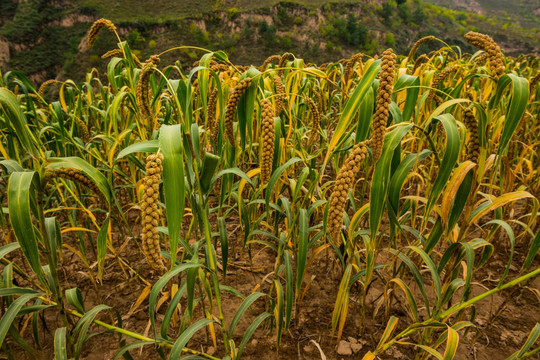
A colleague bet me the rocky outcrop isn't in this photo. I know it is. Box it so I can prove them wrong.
[0,36,10,71]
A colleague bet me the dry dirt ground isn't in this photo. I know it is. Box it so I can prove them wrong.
[3,206,539,360]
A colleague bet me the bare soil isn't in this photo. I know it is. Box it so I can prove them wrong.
[3,206,539,360]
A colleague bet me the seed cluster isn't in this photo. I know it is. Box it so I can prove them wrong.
[278,53,293,77]
[260,99,275,185]
[88,19,116,49]
[407,36,436,61]
[101,49,142,67]
[473,52,489,65]
[427,66,459,106]
[274,75,285,116]
[327,141,369,242]
[211,64,229,73]
[530,71,540,93]
[141,153,165,271]
[463,108,480,164]
[44,168,101,199]
[136,55,160,119]
[260,55,281,71]
[344,53,363,82]
[38,79,59,98]
[224,77,252,145]
[412,54,429,74]
[306,97,320,145]
[372,49,396,163]
[76,118,89,142]
[314,89,325,115]
[464,32,504,79]
[207,89,219,148]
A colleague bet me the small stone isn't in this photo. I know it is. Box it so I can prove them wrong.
[337,340,352,356]
[207,346,216,356]
[351,341,363,354]
[251,339,258,347]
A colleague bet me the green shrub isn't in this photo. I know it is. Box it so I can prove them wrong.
[293,17,303,25]
[326,41,334,51]
[385,32,396,46]
[228,7,239,20]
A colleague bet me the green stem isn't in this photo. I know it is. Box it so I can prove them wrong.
[375,267,540,355]
[38,296,220,360]
[192,150,230,354]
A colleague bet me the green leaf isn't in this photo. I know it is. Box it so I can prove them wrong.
[0,293,40,347]
[169,319,213,359]
[54,327,68,360]
[488,74,529,154]
[149,263,200,333]
[199,152,220,194]
[7,171,45,284]
[0,242,20,260]
[425,114,460,219]
[66,287,85,314]
[235,312,271,360]
[159,125,186,267]
[283,250,293,331]
[0,88,39,156]
[116,140,159,159]
[442,326,459,360]
[523,229,539,271]
[47,157,113,207]
[324,60,381,168]
[296,209,308,297]
[370,124,413,241]
[219,217,229,280]
[113,341,154,360]
[228,292,266,338]
[265,157,302,211]
[73,304,111,358]
[97,216,110,281]
[507,323,540,360]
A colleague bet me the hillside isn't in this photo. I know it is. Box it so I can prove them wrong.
[0,0,538,84]
[424,0,540,29]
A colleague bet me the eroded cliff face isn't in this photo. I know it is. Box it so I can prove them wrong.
[0,37,10,70]
[1,0,538,85]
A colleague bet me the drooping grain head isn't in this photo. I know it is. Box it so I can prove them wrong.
[38,79,59,98]
[136,56,160,119]
[427,66,459,106]
[412,54,429,74]
[327,141,369,243]
[463,108,480,164]
[44,168,102,202]
[102,48,142,67]
[260,99,275,185]
[207,89,219,149]
[407,36,436,61]
[273,75,285,117]
[473,52,489,65]
[278,53,293,77]
[224,77,253,145]
[306,97,320,145]
[529,71,540,93]
[260,54,281,71]
[211,64,229,73]
[464,31,504,80]
[141,153,166,271]
[75,118,89,142]
[88,18,117,49]
[371,49,397,163]
[344,53,363,83]
[101,49,123,59]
